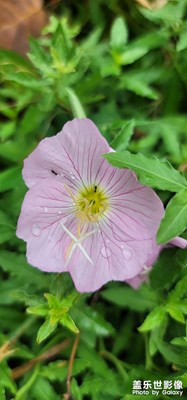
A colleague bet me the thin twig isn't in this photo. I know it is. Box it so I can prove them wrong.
[64,333,80,400]
[12,339,71,380]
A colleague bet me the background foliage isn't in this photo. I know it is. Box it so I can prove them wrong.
[0,0,187,398]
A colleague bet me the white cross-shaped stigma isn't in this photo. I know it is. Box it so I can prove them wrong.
[60,221,97,266]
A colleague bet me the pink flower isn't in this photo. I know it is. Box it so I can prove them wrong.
[16,118,186,292]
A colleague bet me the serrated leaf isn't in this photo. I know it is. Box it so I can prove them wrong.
[12,290,40,307]
[157,189,187,244]
[122,77,158,100]
[138,306,166,332]
[37,318,57,343]
[104,151,187,192]
[5,72,49,90]
[110,120,135,151]
[28,37,51,74]
[110,17,128,49]
[119,29,169,65]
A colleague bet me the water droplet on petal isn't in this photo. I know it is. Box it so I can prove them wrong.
[58,210,62,214]
[43,207,48,213]
[32,224,41,236]
[101,246,111,258]
[71,174,75,180]
[122,248,133,260]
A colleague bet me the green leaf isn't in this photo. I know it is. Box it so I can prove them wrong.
[32,377,60,400]
[177,23,187,51]
[72,307,114,337]
[0,121,16,141]
[0,210,15,244]
[121,76,158,100]
[171,337,187,347]
[44,293,61,309]
[119,29,169,65]
[157,340,187,367]
[0,167,22,192]
[149,249,180,290]
[101,286,155,311]
[37,318,57,343]
[27,304,48,317]
[165,304,185,324]
[60,314,79,333]
[66,87,86,118]
[0,382,5,400]
[0,250,50,289]
[15,366,39,400]
[157,189,187,244]
[0,362,17,394]
[104,151,187,192]
[0,49,32,71]
[19,105,47,136]
[28,37,51,74]
[138,306,166,332]
[5,72,49,90]
[110,120,135,151]
[110,17,128,49]
[71,378,82,400]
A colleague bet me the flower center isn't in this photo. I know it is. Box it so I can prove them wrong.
[76,185,108,222]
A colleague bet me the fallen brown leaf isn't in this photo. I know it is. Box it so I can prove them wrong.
[0,0,48,55]
[135,0,168,10]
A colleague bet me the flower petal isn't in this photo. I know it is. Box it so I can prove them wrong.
[103,167,164,240]
[67,217,153,292]
[16,179,78,272]
[23,118,110,189]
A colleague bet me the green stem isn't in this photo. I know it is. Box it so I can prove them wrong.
[144,333,153,370]
[15,364,40,400]
[100,350,127,380]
